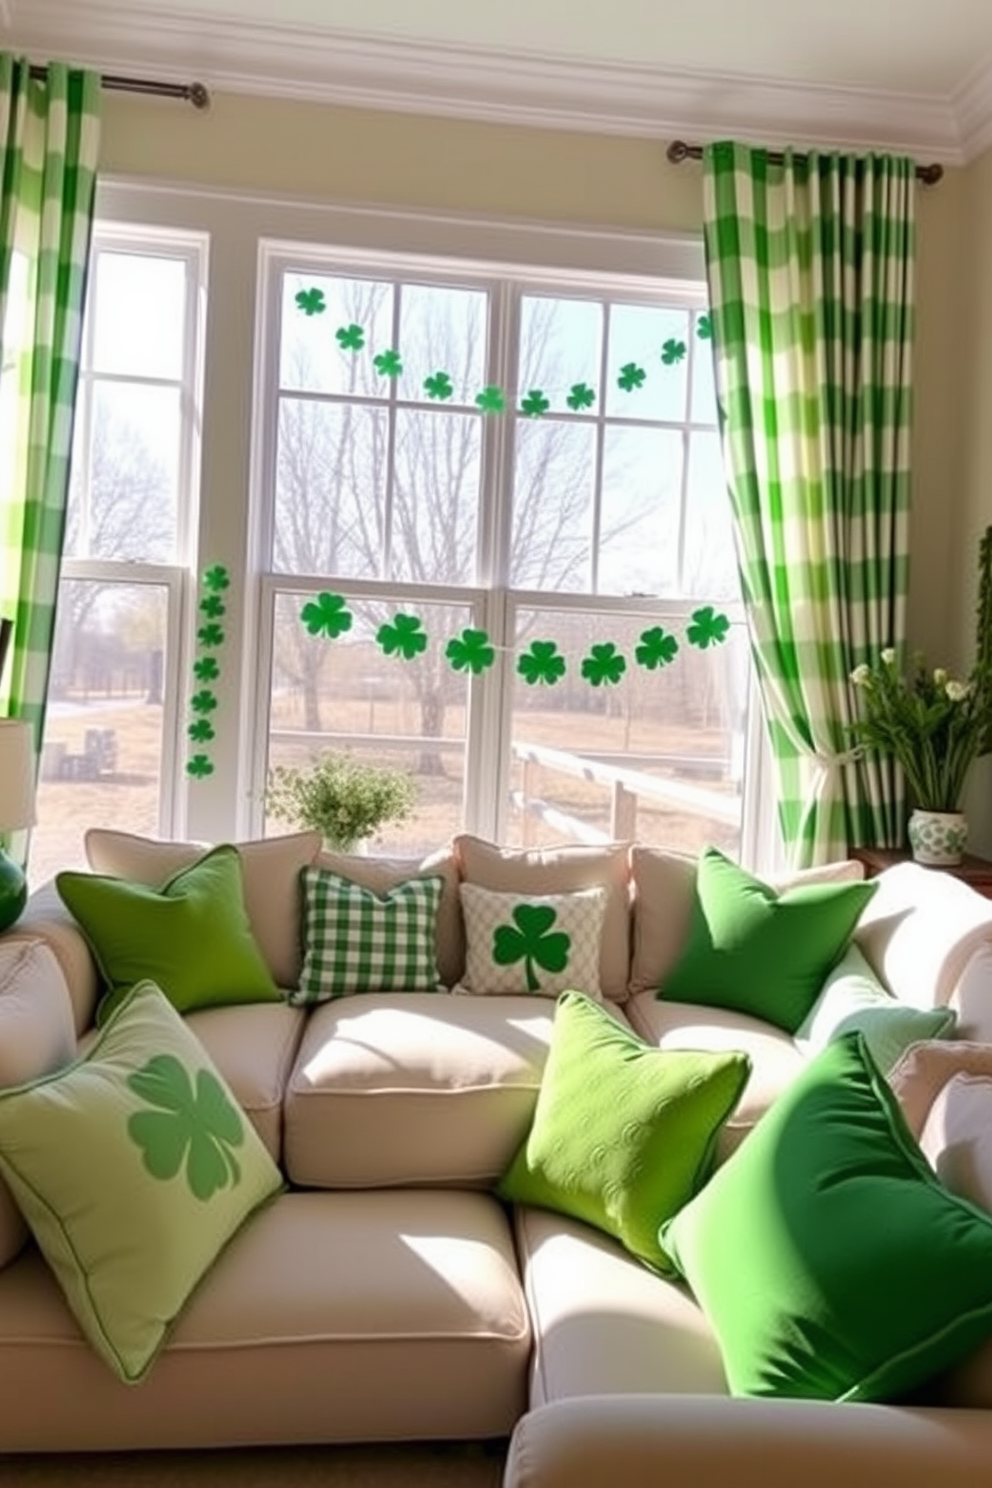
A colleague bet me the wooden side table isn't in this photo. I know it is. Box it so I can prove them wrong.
[851,846,992,900]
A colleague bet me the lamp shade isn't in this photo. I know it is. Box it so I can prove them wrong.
[0,720,36,831]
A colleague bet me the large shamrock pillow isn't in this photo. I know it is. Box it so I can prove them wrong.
[458,883,606,997]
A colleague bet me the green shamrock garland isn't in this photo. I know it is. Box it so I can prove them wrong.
[186,563,230,780]
[445,628,496,674]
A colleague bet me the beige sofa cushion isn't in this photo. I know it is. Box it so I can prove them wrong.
[454,834,631,1001]
[185,1001,307,1162]
[624,993,804,1161]
[15,881,101,1036]
[84,829,322,989]
[315,844,464,989]
[628,847,866,996]
[0,1190,529,1450]
[0,940,77,1268]
[888,1040,992,1140]
[284,991,557,1187]
[514,1205,726,1408]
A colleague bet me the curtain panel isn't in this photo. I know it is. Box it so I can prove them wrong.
[0,54,101,782]
[702,140,915,867]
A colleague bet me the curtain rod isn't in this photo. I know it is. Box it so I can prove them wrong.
[27,65,210,110]
[667,139,943,186]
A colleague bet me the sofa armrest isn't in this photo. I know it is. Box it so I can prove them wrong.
[11,880,100,1037]
[504,1395,992,1488]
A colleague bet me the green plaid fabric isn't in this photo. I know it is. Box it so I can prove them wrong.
[0,57,101,776]
[295,868,444,1002]
[702,141,915,867]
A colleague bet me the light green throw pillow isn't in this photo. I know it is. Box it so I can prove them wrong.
[0,979,283,1383]
[57,843,280,1020]
[498,991,751,1272]
[794,943,955,1074]
[660,1031,992,1401]
[659,847,877,1033]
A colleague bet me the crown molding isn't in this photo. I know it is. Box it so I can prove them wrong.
[7,0,989,166]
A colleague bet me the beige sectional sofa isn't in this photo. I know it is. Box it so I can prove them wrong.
[1,827,992,1480]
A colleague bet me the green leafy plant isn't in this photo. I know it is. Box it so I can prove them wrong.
[265,751,416,852]
[127,1054,244,1201]
[850,526,992,812]
[493,903,570,993]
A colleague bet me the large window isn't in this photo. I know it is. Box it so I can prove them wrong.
[29,229,207,884]
[252,250,749,856]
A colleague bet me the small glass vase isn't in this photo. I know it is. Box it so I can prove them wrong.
[907,808,969,867]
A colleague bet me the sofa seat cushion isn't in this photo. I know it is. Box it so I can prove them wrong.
[514,1205,727,1408]
[624,992,804,1160]
[185,1001,308,1163]
[284,992,559,1187]
[0,1189,529,1450]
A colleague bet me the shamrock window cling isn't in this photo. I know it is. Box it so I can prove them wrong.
[185,564,230,780]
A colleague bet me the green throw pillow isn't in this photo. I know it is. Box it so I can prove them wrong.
[660,1031,992,1402]
[498,990,751,1272]
[0,979,283,1383]
[659,847,877,1033]
[295,867,444,1002]
[794,943,955,1074]
[57,843,280,1020]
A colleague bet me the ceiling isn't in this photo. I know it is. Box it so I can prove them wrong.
[5,0,992,164]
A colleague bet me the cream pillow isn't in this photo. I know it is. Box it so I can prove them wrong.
[920,1074,992,1212]
[84,829,321,989]
[459,883,606,998]
[0,939,77,1267]
[888,1041,992,1141]
[454,834,630,1001]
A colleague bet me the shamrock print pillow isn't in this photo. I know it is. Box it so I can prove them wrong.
[458,883,606,998]
[0,979,282,1383]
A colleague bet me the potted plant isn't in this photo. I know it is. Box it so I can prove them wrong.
[265,750,416,853]
[849,526,992,865]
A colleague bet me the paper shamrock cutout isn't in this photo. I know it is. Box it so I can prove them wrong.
[424,371,454,401]
[566,383,596,411]
[301,591,353,639]
[635,626,679,670]
[520,390,550,417]
[336,323,365,352]
[373,349,403,378]
[686,606,730,648]
[199,594,225,619]
[661,338,687,365]
[127,1054,244,1200]
[187,718,216,743]
[617,363,646,393]
[492,903,570,993]
[197,622,225,649]
[295,287,325,316]
[445,628,496,674]
[377,613,428,660]
[475,386,506,414]
[696,313,712,340]
[190,690,218,715]
[186,754,215,779]
[581,642,627,686]
[193,656,220,683]
[202,564,230,592]
[517,640,566,686]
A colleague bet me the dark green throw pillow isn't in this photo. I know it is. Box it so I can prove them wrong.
[57,844,280,1020]
[660,1031,992,1402]
[659,847,877,1033]
[498,990,751,1273]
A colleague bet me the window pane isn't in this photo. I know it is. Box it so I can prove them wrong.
[518,296,603,417]
[92,253,186,380]
[597,427,684,597]
[392,409,480,584]
[606,305,690,422]
[399,283,487,408]
[690,313,719,425]
[30,581,169,882]
[266,591,473,854]
[281,273,394,396]
[684,432,738,600]
[274,400,386,579]
[508,607,746,856]
[67,383,180,562]
[510,420,596,591]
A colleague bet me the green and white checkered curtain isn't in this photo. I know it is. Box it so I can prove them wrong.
[0,56,101,766]
[702,141,915,867]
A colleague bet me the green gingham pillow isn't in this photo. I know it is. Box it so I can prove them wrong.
[295,868,444,1003]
